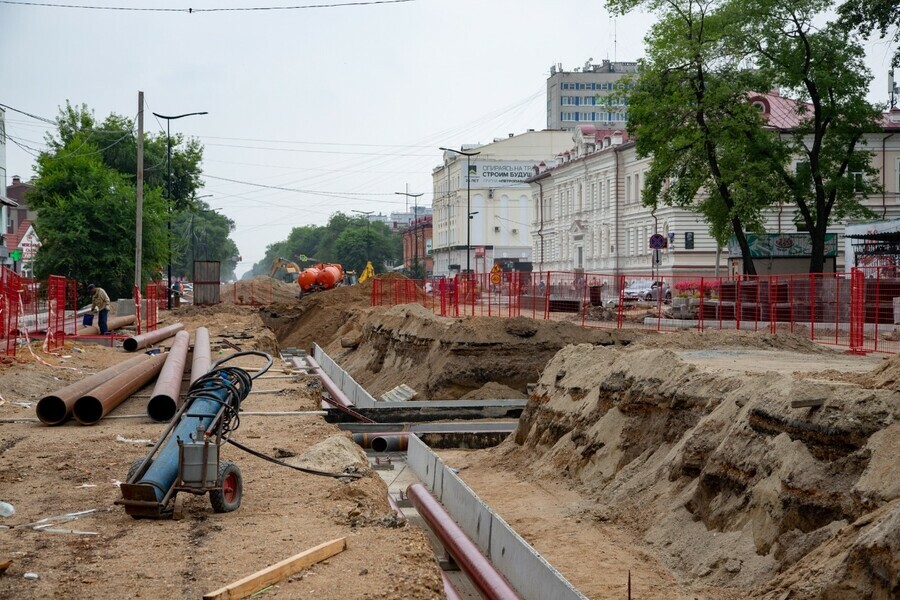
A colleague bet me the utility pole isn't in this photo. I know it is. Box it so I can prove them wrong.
[395,187,424,277]
[134,91,144,291]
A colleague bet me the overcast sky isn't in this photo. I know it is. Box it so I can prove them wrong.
[1,0,896,277]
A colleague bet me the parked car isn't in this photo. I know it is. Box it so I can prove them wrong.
[607,280,671,306]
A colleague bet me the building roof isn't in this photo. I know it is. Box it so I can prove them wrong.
[5,219,32,252]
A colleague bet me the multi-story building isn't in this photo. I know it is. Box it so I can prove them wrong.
[431,130,573,276]
[529,94,900,278]
[546,59,638,131]
[401,215,433,275]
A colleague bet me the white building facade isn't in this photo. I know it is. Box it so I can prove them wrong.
[431,130,572,276]
[529,106,900,279]
[528,126,721,278]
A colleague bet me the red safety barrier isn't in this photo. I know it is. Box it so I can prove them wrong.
[372,269,900,354]
[145,281,160,332]
[46,275,67,351]
[0,267,21,356]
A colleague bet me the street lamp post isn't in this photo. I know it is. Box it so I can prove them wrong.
[439,147,480,276]
[395,189,423,277]
[351,210,374,265]
[152,110,208,309]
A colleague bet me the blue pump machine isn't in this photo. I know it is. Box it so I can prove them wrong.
[117,351,272,519]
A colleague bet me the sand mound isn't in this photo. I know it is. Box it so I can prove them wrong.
[326,306,633,399]
[496,344,899,597]
[460,381,528,401]
[632,329,832,353]
[858,353,900,390]
[288,434,368,474]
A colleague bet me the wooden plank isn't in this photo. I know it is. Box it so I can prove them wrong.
[203,537,347,600]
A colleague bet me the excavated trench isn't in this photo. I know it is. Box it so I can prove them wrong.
[262,293,899,599]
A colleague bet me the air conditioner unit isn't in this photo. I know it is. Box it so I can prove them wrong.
[493,226,501,233]
[511,228,519,234]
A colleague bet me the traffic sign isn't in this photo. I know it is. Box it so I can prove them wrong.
[490,273,502,285]
[649,233,667,249]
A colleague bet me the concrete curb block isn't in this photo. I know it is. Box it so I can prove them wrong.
[407,435,587,600]
[311,343,377,408]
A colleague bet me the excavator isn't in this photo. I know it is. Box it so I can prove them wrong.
[269,257,302,283]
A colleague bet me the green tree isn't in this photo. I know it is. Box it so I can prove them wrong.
[28,102,227,296]
[611,0,780,274]
[29,140,168,299]
[838,0,900,68]
[247,213,402,278]
[172,201,239,280]
[609,0,883,273]
[738,0,882,272]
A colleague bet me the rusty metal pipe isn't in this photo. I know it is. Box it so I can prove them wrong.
[73,353,167,425]
[304,355,353,408]
[36,353,153,425]
[123,322,184,352]
[146,330,191,422]
[76,315,136,336]
[190,327,211,384]
[371,434,409,453]
[352,431,410,449]
[407,483,520,600]
[442,572,464,600]
[385,493,459,598]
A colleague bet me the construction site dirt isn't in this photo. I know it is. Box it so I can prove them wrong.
[1,277,898,599]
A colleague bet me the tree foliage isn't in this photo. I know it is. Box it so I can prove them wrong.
[246,213,402,279]
[838,0,900,68]
[609,0,883,273]
[28,102,233,297]
[171,201,240,281]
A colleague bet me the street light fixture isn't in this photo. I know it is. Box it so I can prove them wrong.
[395,189,423,277]
[351,209,374,265]
[439,147,480,276]
[152,110,208,309]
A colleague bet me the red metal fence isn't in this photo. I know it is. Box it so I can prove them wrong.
[46,275,67,351]
[372,268,900,354]
[145,281,160,332]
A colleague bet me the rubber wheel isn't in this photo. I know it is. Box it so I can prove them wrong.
[127,457,152,483]
[210,460,242,513]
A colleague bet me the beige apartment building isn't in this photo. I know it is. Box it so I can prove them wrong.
[546,59,638,131]
[431,130,573,276]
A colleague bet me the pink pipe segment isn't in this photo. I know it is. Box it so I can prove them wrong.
[407,483,520,600]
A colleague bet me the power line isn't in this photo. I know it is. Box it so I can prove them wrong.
[205,173,419,197]
[0,102,56,124]
[0,0,415,11]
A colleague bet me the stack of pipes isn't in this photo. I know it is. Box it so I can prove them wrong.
[35,325,213,426]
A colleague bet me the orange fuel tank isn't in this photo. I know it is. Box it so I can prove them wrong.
[297,267,319,291]
[316,264,343,289]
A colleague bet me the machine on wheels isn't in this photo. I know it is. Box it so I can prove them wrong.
[116,351,273,519]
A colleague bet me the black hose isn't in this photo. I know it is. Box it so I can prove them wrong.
[189,350,362,481]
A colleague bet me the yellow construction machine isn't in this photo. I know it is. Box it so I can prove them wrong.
[269,257,302,282]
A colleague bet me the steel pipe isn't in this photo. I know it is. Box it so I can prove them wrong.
[352,431,410,449]
[371,434,409,453]
[407,483,520,600]
[304,355,353,408]
[76,315,136,336]
[36,353,153,425]
[190,327,211,384]
[73,353,167,425]
[442,572,464,600]
[146,330,191,422]
[123,322,184,352]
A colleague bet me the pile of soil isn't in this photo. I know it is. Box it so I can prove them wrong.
[489,343,899,598]
[326,304,634,399]
[460,382,527,401]
[220,276,301,305]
